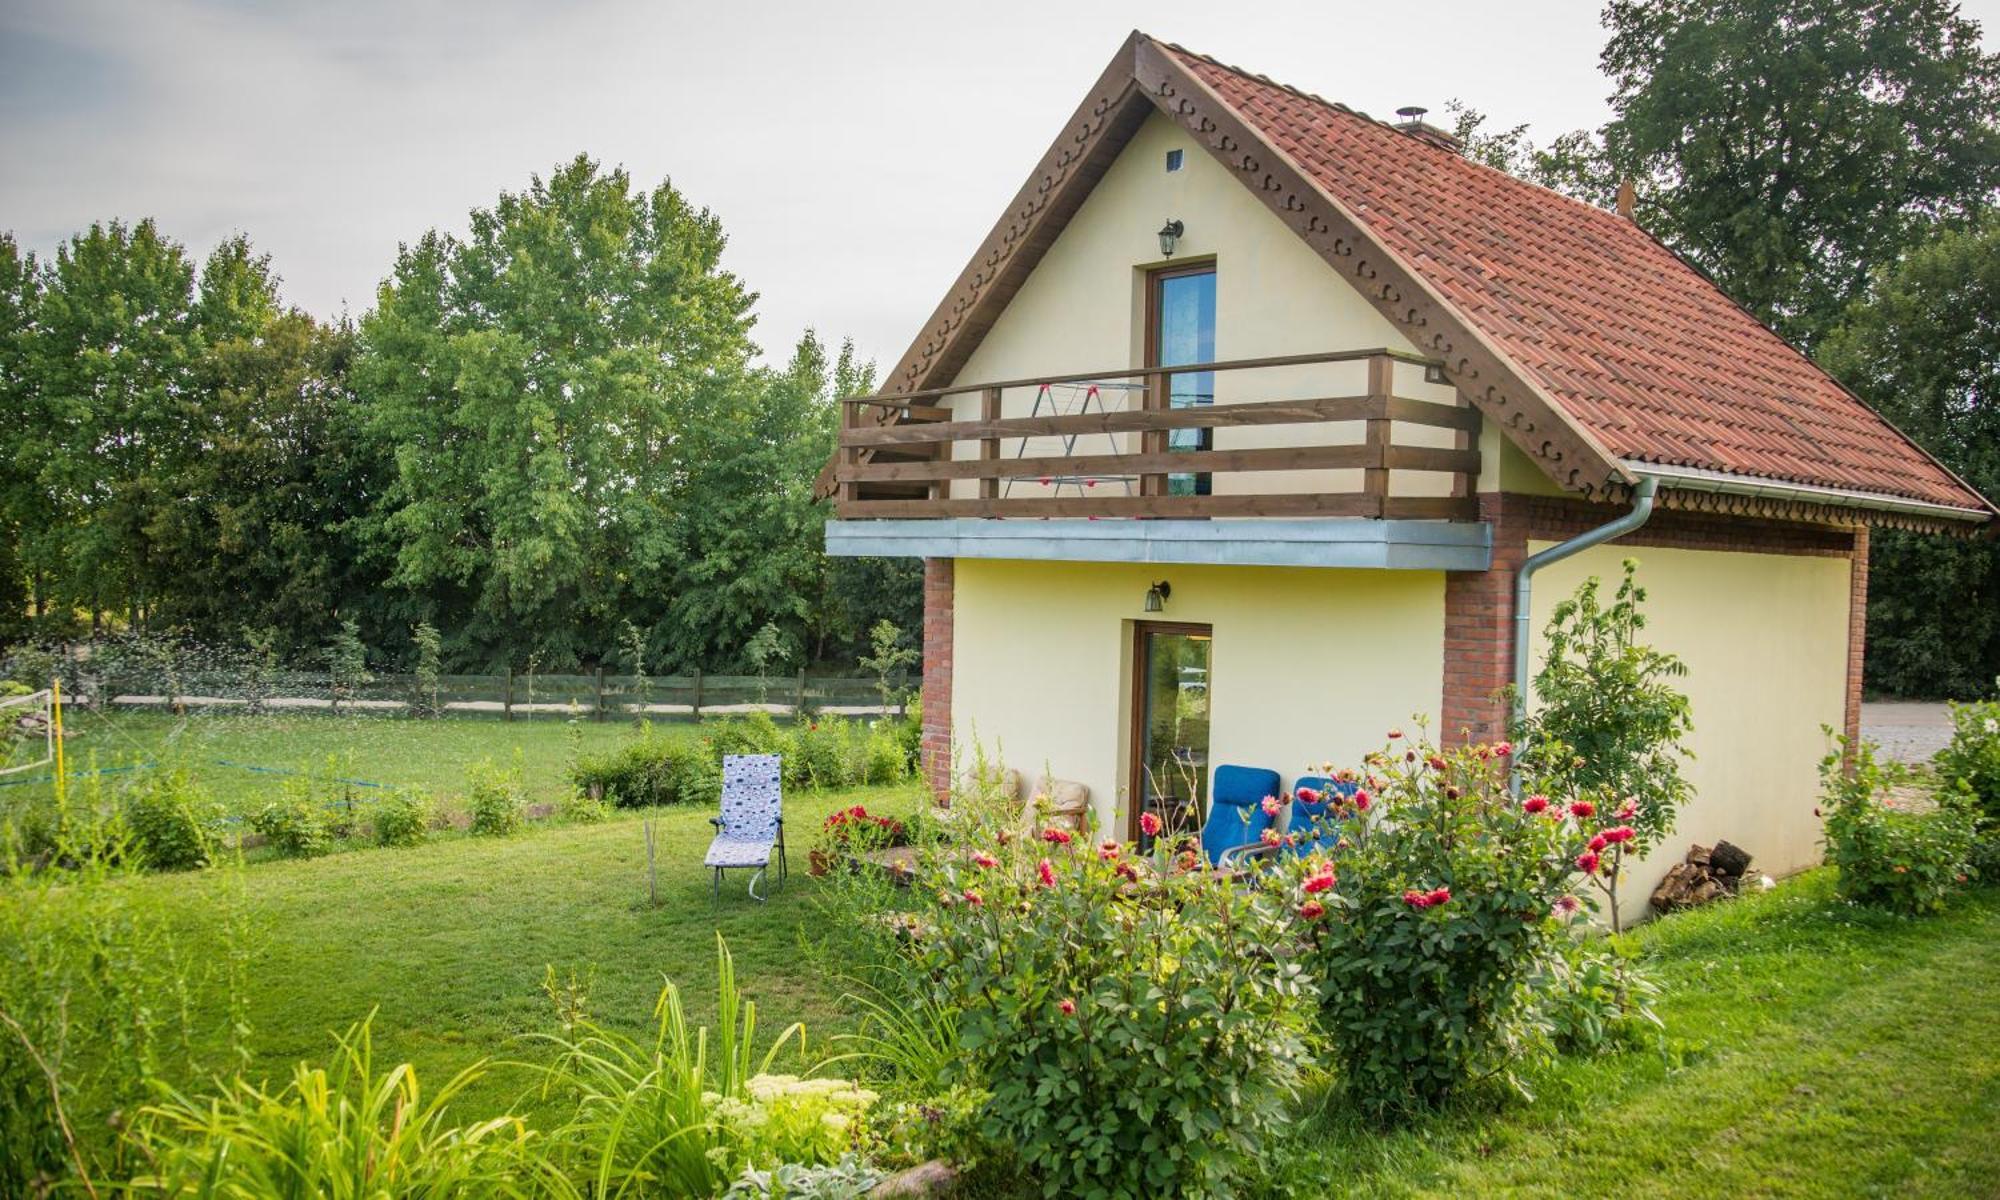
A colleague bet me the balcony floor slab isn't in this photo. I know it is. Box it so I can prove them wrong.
[825,518,1492,571]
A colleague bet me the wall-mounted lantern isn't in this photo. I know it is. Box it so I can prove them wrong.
[1157,219,1185,259]
[1144,580,1173,612]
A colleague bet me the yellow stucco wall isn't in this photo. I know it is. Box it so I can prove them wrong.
[1526,543,1853,901]
[940,111,1462,502]
[950,558,1445,834]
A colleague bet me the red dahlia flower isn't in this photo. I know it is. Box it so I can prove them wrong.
[1139,811,1163,837]
[1296,787,1321,804]
[1037,859,1057,888]
[1576,851,1600,875]
[1588,833,1609,853]
[1569,800,1596,819]
[1041,828,1072,845]
[1299,899,1327,920]
[1523,794,1550,814]
[1058,998,1076,1016]
[971,851,998,869]
[1097,840,1120,861]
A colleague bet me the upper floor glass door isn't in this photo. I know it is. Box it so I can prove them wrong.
[1149,266,1215,496]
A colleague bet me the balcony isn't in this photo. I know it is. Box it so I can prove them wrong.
[834,349,1481,518]
[825,349,1493,571]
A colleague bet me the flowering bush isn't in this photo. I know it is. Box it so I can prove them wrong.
[821,805,908,849]
[1820,735,1978,915]
[1934,689,2000,873]
[709,1074,880,1174]
[1276,732,1600,1113]
[909,826,1314,1197]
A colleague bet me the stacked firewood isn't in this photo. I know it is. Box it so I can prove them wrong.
[1648,840,1753,913]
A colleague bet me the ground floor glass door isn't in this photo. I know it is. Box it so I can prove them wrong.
[1130,622,1212,848]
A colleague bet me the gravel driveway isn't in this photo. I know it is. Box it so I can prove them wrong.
[1860,701,1954,765]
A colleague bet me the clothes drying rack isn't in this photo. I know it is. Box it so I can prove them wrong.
[1001,381,1144,497]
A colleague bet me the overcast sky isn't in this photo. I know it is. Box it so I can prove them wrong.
[6,0,1999,371]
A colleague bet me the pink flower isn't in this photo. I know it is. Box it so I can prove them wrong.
[1576,850,1601,876]
[1058,998,1076,1016]
[1303,866,1336,894]
[1522,794,1550,815]
[1569,800,1596,820]
[962,889,983,906]
[1617,796,1639,820]
[1261,795,1282,817]
[1260,828,1281,846]
[1296,787,1321,804]
[1299,899,1327,920]
[1426,886,1451,907]
[1097,840,1120,861]
[1427,755,1447,771]
[1353,790,1372,812]
[1588,833,1609,853]
[1553,894,1582,916]
[1492,741,1513,757]
[1605,825,1636,845]
[1114,861,1140,881]
[1041,828,1072,845]
[1140,811,1163,837]
[1403,889,1430,909]
[971,851,998,869]
[1037,858,1056,888]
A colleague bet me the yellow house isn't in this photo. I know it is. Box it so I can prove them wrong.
[819,32,1997,901]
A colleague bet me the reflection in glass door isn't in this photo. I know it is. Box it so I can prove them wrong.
[1130,622,1212,848]
[1149,266,1216,496]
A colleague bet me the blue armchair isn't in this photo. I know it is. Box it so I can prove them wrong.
[1286,775,1358,859]
[1201,764,1282,867]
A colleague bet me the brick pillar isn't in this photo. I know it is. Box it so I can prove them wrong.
[1441,492,1528,746]
[1844,526,1870,749]
[920,557,954,804]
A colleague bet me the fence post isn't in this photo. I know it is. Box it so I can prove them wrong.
[692,668,703,719]
[504,667,514,722]
[594,666,605,721]
[795,668,807,714]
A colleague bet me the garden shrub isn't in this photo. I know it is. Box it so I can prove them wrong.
[708,710,793,759]
[372,787,431,847]
[1278,733,1604,1113]
[1527,935,1664,1056]
[725,1154,883,1200]
[251,783,333,859]
[859,723,911,785]
[466,758,524,836]
[570,726,720,807]
[1934,688,2000,874]
[710,1074,880,1172]
[122,768,219,870]
[790,719,857,791]
[1820,735,1978,914]
[909,817,1314,1197]
[558,788,610,824]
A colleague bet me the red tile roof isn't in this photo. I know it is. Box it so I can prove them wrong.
[1170,46,1989,512]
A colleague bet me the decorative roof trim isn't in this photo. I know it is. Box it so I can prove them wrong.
[1628,461,1994,535]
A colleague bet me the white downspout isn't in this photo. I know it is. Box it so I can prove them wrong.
[1509,476,1660,790]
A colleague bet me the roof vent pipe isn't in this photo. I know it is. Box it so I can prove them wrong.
[1508,476,1659,795]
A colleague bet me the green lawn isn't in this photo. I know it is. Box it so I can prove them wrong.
[1271,872,2000,1199]
[8,712,1999,1196]
[31,708,678,815]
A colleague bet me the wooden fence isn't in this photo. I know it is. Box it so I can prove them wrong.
[76,668,911,721]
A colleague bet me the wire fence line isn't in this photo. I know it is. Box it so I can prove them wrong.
[30,667,912,722]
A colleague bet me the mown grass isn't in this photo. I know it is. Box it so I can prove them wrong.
[9,711,1998,1196]
[1263,872,2000,1199]
[25,708,677,815]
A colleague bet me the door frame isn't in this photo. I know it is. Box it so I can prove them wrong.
[1126,619,1214,842]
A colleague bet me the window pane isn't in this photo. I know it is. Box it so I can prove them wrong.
[1155,270,1215,496]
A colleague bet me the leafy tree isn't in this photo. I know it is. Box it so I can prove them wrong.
[857,619,918,711]
[324,618,372,713]
[357,155,757,670]
[18,220,201,628]
[1599,0,2000,346]
[1820,218,2000,697]
[1445,101,1615,206]
[411,620,443,718]
[0,235,40,639]
[1519,560,1694,930]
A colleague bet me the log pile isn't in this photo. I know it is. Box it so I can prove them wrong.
[1649,840,1753,914]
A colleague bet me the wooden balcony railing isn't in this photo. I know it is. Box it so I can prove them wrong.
[833,349,1482,521]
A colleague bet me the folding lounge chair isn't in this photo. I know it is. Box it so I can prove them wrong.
[706,754,787,901]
